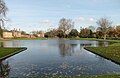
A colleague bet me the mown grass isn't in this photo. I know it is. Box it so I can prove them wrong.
[21,75,120,78]
[11,37,48,40]
[109,43,120,46]
[83,40,120,78]
[85,46,120,64]
[0,47,26,59]
[68,38,97,40]
[69,38,120,42]
[85,40,120,64]
[0,37,48,41]
[76,75,120,78]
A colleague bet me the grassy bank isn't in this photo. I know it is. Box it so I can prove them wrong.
[109,43,120,46]
[0,47,27,60]
[68,38,97,40]
[84,39,120,64]
[84,41,120,78]
[76,75,120,78]
[12,37,48,40]
[0,38,48,41]
[69,38,120,42]
[29,75,120,78]
[85,46,120,64]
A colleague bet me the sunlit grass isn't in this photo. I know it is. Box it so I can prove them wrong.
[85,40,120,64]
[68,38,97,40]
[109,43,120,46]
[11,37,48,40]
[0,47,26,59]
[85,46,120,64]
[26,75,120,78]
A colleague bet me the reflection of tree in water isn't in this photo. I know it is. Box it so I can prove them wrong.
[12,40,21,47]
[0,61,10,78]
[97,41,109,47]
[80,43,92,47]
[0,42,4,47]
[0,41,21,47]
[58,39,78,57]
[79,43,92,50]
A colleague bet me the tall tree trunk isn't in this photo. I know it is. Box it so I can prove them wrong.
[104,34,107,40]
[0,27,3,38]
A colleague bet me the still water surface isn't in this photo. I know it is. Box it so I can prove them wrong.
[0,39,120,77]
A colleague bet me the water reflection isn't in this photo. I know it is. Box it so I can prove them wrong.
[80,43,92,47]
[0,42,4,47]
[0,40,120,77]
[0,41,21,47]
[58,40,78,57]
[97,41,109,47]
[0,61,10,78]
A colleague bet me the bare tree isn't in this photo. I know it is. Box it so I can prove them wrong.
[96,17,112,40]
[58,18,74,37]
[0,0,8,38]
[0,0,8,28]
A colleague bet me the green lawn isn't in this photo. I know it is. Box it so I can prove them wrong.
[84,40,120,64]
[68,38,97,40]
[31,75,120,78]
[0,47,26,59]
[85,46,120,64]
[12,37,48,40]
[109,43,120,46]
[84,41,120,78]
[0,38,48,41]
[79,75,120,78]
[69,38,120,42]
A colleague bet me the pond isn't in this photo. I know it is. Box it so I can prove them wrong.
[0,39,120,77]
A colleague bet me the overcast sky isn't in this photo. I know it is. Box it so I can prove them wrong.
[5,0,120,33]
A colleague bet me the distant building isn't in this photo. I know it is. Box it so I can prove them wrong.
[12,28,21,38]
[3,31,13,38]
[2,28,44,39]
[21,34,30,38]
[30,34,36,38]
[36,32,44,38]
[2,28,21,38]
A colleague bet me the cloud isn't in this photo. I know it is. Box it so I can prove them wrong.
[89,18,95,22]
[39,20,53,28]
[78,17,85,21]
[74,17,85,23]
[39,20,52,24]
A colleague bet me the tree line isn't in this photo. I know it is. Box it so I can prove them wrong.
[44,18,120,40]
[0,0,120,40]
